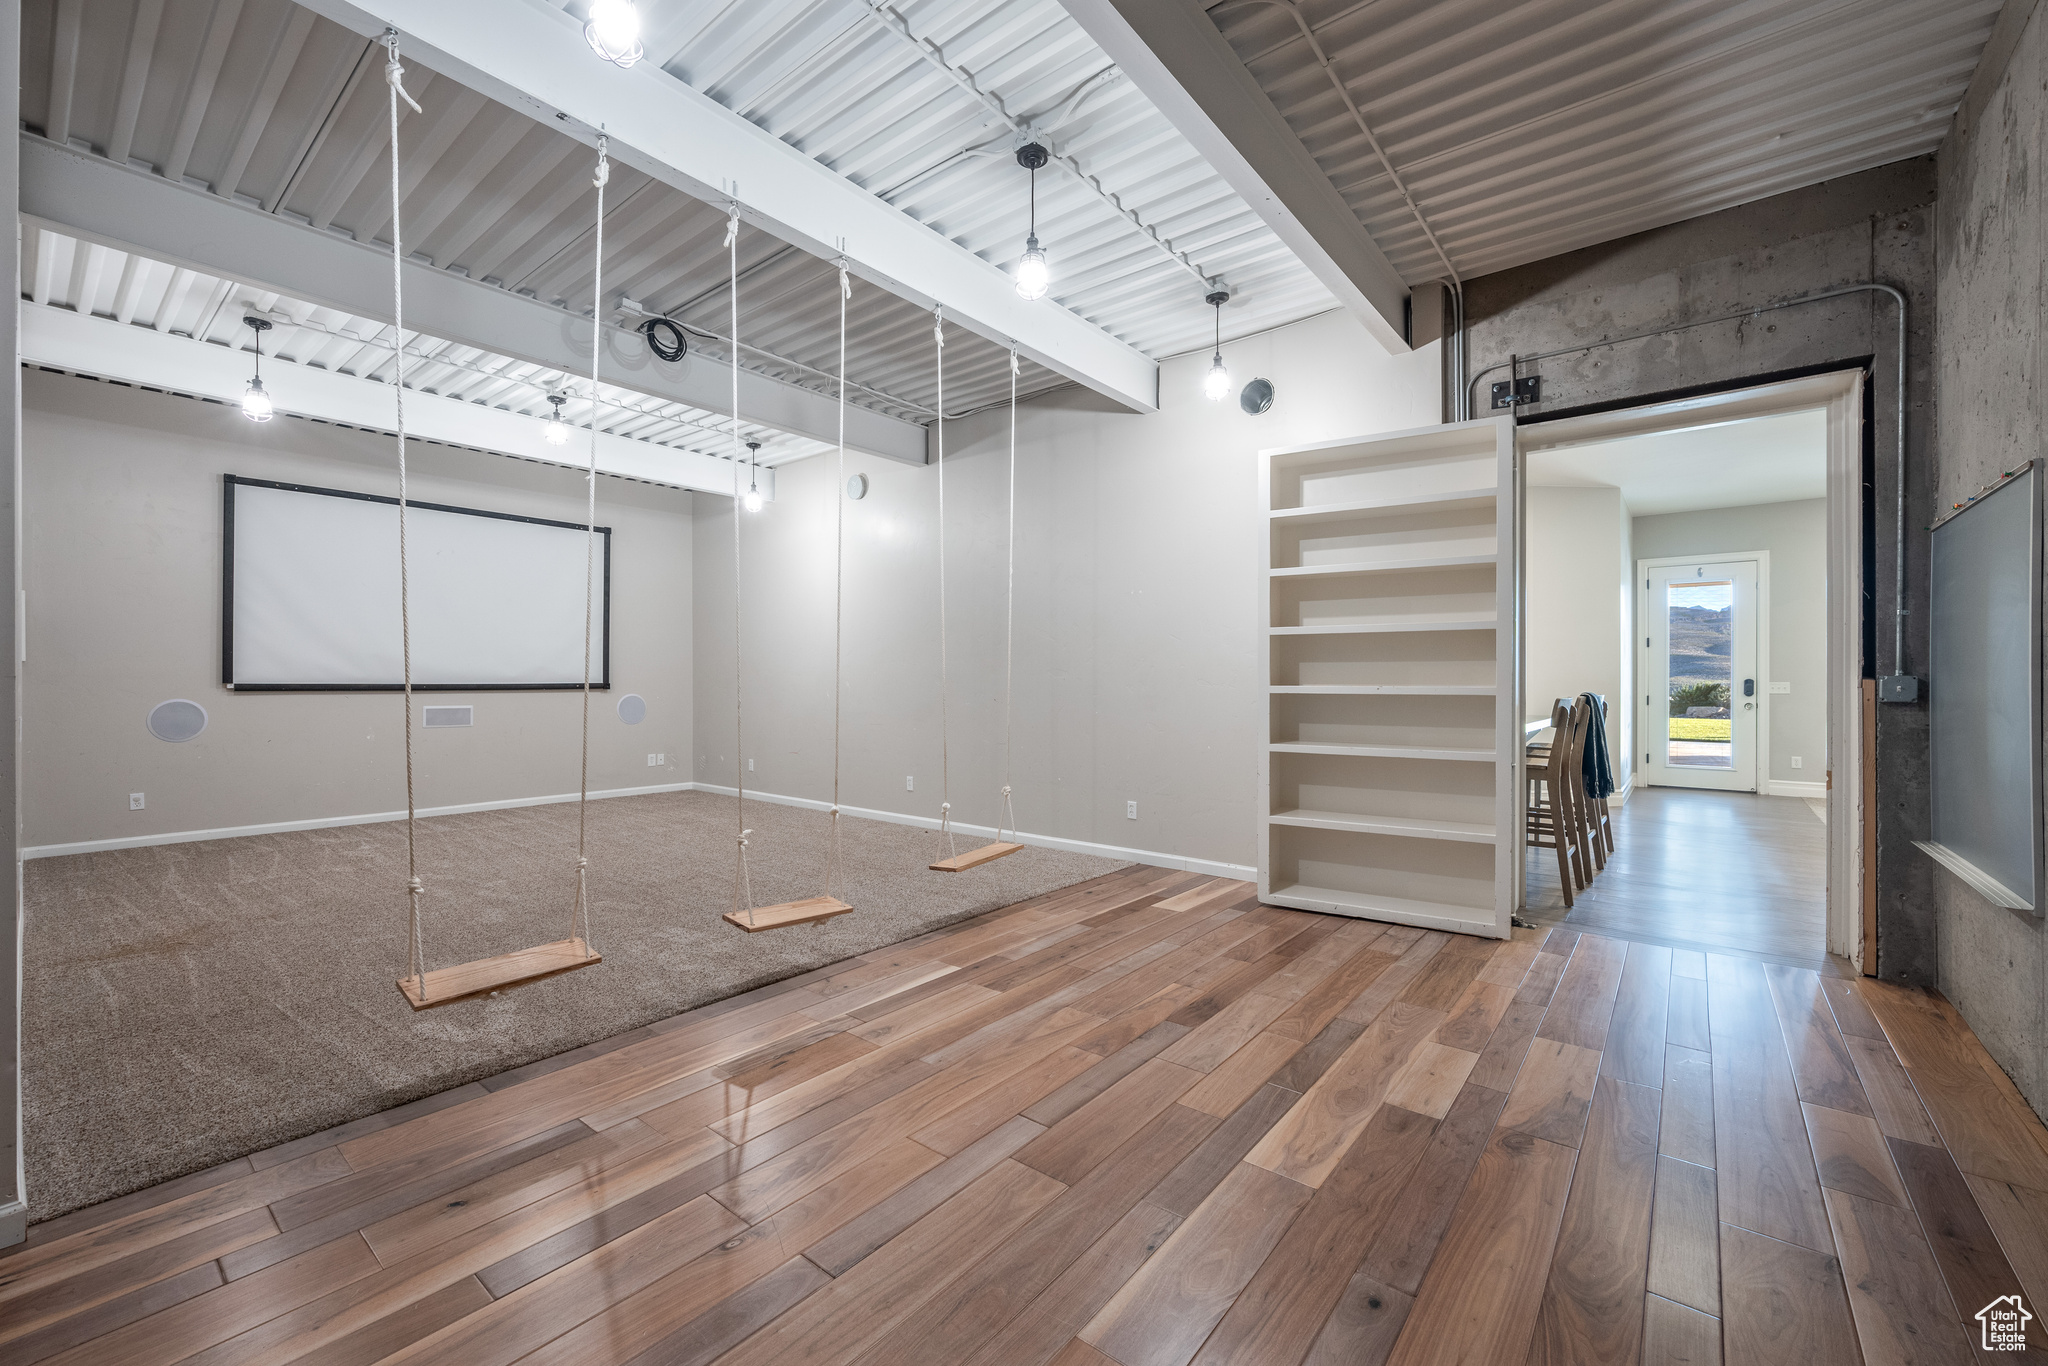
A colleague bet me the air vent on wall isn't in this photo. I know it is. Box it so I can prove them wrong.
[423,705,474,728]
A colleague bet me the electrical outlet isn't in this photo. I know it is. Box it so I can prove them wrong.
[1791,756,1803,769]
[906,775,915,792]
[129,792,145,810]
[1126,800,1138,820]
[1769,681,1791,694]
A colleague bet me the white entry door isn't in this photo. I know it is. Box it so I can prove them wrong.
[1641,558,1760,792]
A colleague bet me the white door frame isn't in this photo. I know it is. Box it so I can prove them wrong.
[1516,370,1867,964]
[1637,552,1771,794]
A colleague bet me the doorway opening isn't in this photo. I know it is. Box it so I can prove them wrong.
[1515,373,1866,968]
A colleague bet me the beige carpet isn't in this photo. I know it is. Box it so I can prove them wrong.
[22,791,1126,1220]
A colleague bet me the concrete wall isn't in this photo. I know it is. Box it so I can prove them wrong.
[693,309,1441,872]
[1633,499,1830,792]
[1464,156,1939,982]
[20,370,694,852]
[1526,487,1632,795]
[1932,2,2047,1111]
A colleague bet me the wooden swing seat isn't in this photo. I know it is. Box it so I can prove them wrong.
[929,841,1024,872]
[397,938,599,1010]
[724,896,855,932]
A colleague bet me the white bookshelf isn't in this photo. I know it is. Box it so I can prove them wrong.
[1259,418,1518,939]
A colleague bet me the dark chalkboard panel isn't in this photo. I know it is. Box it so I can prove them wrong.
[1922,463,2040,912]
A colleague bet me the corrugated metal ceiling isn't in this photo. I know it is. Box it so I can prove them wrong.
[24,225,835,464]
[1207,0,2001,284]
[21,0,1333,440]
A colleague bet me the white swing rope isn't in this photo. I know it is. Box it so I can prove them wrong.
[384,31,428,998]
[933,306,955,859]
[570,135,609,958]
[727,201,757,925]
[825,255,851,905]
[998,343,1018,845]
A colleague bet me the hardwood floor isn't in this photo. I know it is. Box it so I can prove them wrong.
[1524,786,1829,964]
[7,864,2047,1365]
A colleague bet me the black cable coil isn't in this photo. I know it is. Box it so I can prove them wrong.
[640,316,688,363]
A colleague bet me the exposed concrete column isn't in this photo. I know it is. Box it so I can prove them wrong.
[2,0,26,1249]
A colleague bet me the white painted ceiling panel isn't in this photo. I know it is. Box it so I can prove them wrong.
[23,0,1333,440]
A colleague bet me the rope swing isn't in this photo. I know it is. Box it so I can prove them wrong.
[723,209,854,932]
[929,320,1025,873]
[392,28,601,1005]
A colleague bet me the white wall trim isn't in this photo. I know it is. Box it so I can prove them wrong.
[25,781,1260,880]
[23,782,694,859]
[0,1198,23,1250]
[693,783,1257,880]
[1766,779,1829,799]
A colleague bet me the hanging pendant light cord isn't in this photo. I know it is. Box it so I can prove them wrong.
[999,343,1018,845]
[727,200,756,925]
[934,306,954,859]
[383,30,427,999]
[570,135,608,957]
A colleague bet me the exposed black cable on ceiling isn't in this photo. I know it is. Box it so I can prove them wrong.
[640,316,687,362]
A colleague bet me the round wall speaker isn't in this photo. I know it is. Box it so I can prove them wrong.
[617,693,647,725]
[1240,378,1275,415]
[148,699,208,743]
[847,473,869,500]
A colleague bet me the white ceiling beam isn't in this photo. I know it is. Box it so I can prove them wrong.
[19,136,927,465]
[1057,0,1413,356]
[21,302,768,499]
[291,0,1161,414]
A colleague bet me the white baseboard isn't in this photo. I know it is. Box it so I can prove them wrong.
[22,782,695,859]
[24,781,1261,881]
[1766,780,1828,799]
[0,1199,23,1249]
[1608,776,1632,808]
[691,783,1258,880]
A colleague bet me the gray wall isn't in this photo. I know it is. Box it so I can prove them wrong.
[20,370,694,852]
[1526,487,1631,794]
[1464,156,1939,982]
[1932,2,2047,1111]
[693,309,1442,872]
[1633,499,1830,790]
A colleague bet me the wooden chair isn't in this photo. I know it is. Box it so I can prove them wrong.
[1527,697,1589,904]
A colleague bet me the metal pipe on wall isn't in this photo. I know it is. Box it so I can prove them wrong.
[1465,281,1911,691]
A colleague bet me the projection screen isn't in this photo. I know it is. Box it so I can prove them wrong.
[223,475,609,691]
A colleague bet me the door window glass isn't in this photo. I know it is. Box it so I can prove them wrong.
[1667,579,1733,768]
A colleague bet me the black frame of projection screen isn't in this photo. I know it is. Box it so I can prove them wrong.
[221,474,613,692]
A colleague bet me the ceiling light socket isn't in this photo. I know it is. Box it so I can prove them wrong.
[1206,289,1231,308]
[1015,142,1050,171]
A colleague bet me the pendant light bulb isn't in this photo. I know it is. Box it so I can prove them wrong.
[585,0,644,68]
[1203,289,1231,402]
[241,315,275,422]
[742,440,764,513]
[543,393,570,446]
[1204,354,1231,402]
[1014,143,1051,300]
[242,376,273,422]
[1015,237,1049,301]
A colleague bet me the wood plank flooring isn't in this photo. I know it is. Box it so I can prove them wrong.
[8,864,2047,1365]
[1525,787,1829,964]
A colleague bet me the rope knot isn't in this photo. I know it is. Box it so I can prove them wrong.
[940,801,951,812]
[577,856,589,869]
[381,32,423,113]
[406,876,424,894]
[932,305,945,347]
[1001,785,1012,795]
[723,199,740,249]
[592,135,611,189]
